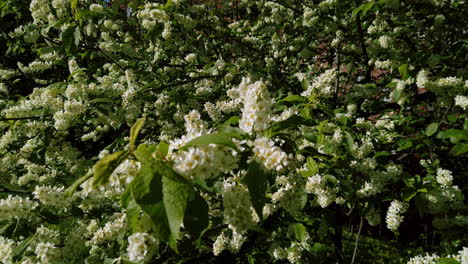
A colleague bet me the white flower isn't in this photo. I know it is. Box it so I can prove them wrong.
[455,95,468,110]
[385,200,408,231]
[127,233,157,263]
[436,168,453,187]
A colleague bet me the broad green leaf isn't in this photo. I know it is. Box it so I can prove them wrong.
[242,161,270,219]
[402,188,418,202]
[64,170,93,196]
[0,221,11,235]
[162,176,191,251]
[437,258,460,264]
[449,143,468,156]
[126,199,152,233]
[155,141,170,159]
[129,117,146,152]
[70,0,78,11]
[12,235,35,261]
[437,129,468,141]
[278,93,304,103]
[73,26,81,47]
[92,150,129,187]
[424,122,439,136]
[293,223,307,242]
[183,192,209,238]
[306,157,318,174]
[181,133,240,151]
[398,64,409,80]
[131,163,171,243]
[121,188,132,208]
[134,144,158,164]
[447,114,458,123]
[62,26,76,54]
[266,115,315,138]
[345,132,354,152]
[352,2,374,18]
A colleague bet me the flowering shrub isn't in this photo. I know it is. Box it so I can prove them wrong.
[0,0,467,263]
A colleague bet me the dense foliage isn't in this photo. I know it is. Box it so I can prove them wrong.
[0,0,467,263]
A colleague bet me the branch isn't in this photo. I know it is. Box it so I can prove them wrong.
[354,0,372,82]
[351,217,364,264]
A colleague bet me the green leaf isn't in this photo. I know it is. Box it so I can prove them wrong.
[306,157,318,174]
[64,170,93,196]
[155,142,170,159]
[449,143,468,156]
[70,0,78,11]
[0,221,12,235]
[278,93,304,103]
[352,2,374,18]
[73,26,81,47]
[181,133,240,151]
[183,192,209,238]
[398,64,410,80]
[437,129,468,141]
[437,258,460,264]
[266,115,315,138]
[374,151,390,158]
[242,161,270,219]
[402,188,418,202]
[162,176,191,252]
[92,150,129,187]
[134,144,158,164]
[129,117,146,152]
[293,223,307,242]
[12,235,35,261]
[131,163,171,243]
[424,122,439,136]
[126,199,152,233]
[447,114,458,123]
[61,26,76,54]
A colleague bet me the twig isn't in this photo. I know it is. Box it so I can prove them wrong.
[334,44,341,103]
[351,217,364,264]
[354,0,372,82]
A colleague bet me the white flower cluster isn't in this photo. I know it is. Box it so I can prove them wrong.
[271,174,307,214]
[17,61,52,74]
[300,69,337,97]
[222,177,259,234]
[436,168,453,187]
[212,231,247,256]
[171,110,238,179]
[350,136,374,159]
[238,78,273,134]
[407,247,468,264]
[305,174,337,208]
[385,200,408,232]
[33,185,73,211]
[0,195,38,221]
[127,233,157,263]
[455,95,468,110]
[30,0,50,24]
[2,87,62,118]
[89,213,127,245]
[416,69,429,89]
[252,137,289,172]
[35,242,60,263]
[137,3,170,30]
[0,236,15,264]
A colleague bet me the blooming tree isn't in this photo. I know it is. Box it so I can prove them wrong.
[0,0,467,263]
